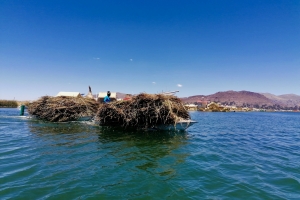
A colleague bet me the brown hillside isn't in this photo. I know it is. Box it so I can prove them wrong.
[182,90,274,107]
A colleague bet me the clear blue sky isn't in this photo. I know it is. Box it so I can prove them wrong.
[1,0,299,100]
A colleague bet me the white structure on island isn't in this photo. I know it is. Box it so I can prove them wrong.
[184,104,198,111]
[56,92,82,97]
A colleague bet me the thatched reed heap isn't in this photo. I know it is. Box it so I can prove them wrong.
[95,93,190,129]
[200,102,230,112]
[27,96,99,122]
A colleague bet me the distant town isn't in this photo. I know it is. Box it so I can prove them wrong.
[184,101,299,112]
[182,90,300,112]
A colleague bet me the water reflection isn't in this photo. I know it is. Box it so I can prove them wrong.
[26,120,190,180]
[97,126,189,178]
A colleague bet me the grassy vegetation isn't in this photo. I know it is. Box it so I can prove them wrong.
[0,100,18,108]
[17,101,30,107]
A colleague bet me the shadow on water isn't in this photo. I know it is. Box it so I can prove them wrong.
[22,120,191,198]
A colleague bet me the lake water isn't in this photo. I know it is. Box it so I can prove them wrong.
[1,108,300,199]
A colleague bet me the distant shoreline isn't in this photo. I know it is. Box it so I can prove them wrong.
[0,100,30,108]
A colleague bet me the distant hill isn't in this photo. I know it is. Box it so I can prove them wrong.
[260,93,300,107]
[182,90,300,108]
[116,92,128,99]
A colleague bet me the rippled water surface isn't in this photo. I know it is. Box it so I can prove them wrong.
[1,108,300,199]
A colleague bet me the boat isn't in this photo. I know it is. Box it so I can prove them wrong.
[89,119,197,131]
[77,116,93,121]
[27,115,93,122]
[154,119,197,131]
[28,114,197,130]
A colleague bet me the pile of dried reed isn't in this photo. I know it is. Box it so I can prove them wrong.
[95,93,190,129]
[27,96,99,122]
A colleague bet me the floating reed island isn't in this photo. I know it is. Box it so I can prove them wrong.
[27,96,99,122]
[95,93,190,129]
[27,93,191,130]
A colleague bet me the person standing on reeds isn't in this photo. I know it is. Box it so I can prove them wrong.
[104,91,111,103]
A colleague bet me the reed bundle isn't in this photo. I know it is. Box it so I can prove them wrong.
[27,96,99,122]
[95,93,190,129]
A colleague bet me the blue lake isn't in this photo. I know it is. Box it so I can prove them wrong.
[1,108,300,199]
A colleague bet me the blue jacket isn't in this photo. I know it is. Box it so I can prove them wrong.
[103,96,111,103]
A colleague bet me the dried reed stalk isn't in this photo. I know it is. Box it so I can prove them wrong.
[28,96,99,122]
[95,93,190,129]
